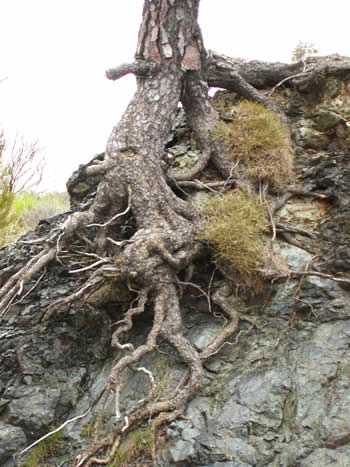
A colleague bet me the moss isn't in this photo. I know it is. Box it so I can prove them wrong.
[22,430,64,467]
[212,100,294,188]
[109,427,154,466]
[200,190,269,279]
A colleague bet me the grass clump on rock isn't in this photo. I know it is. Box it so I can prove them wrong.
[212,100,294,188]
[109,427,154,466]
[201,190,269,279]
[22,430,64,467]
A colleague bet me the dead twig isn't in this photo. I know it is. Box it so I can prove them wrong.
[267,61,307,96]
[16,408,92,460]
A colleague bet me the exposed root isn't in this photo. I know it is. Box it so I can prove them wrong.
[69,258,111,274]
[4,205,257,467]
[291,269,350,287]
[87,186,131,228]
[76,433,116,467]
[151,408,184,458]
[168,149,211,181]
[201,283,258,359]
[111,288,149,346]
[279,232,315,254]
[42,266,109,323]
[75,278,253,465]
[276,222,315,238]
[0,247,57,317]
[177,178,236,192]
[267,62,307,96]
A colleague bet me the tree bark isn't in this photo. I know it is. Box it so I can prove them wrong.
[1,1,236,462]
[207,52,304,89]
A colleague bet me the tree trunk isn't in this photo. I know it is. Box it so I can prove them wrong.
[1,1,233,462]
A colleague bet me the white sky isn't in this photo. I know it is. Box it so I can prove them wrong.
[1,0,349,192]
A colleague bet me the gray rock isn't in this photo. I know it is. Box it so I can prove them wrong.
[294,126,329,149]
[203,463,252,467]
[273,243,313,270]
[299,446,350,466]
[291,320,350,433]
[0,422,27,463]
[169,439,196,462]
[7,386,61,434]
[316,109,344,131]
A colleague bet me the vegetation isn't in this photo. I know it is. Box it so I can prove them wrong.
[0,134,15,237]
[2,135,45,193]
[0,163,14,230]
[22,430,64,467]
[0,131,58,247]
[201,190,269,278]
[0,191,69,247]
[109,427,154,466]
[292,40,318,62]
[14,192,69,230]
[212,100,294,188]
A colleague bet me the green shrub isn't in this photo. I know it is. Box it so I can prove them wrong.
[212,100,294,188]
[200,190,269,278]
[18,192,69,230]
[0,184,15,230]
[0,135,11,220]
[11,192,38,216]
[0,155,16,245]
[0,191,69,247]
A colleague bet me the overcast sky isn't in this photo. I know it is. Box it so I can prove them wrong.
[1,0,349,192]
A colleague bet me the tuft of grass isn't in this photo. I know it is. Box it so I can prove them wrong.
[212,100,294,188]
[22,430,64,467]
[200,190,269,278]
[109,427,154,467]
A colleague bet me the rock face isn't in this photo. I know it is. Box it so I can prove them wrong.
[1,61,350,466]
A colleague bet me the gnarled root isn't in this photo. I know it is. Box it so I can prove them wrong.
[0,188,128,319]
[77,279,251,465]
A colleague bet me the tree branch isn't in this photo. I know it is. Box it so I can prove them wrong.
[207,52,304,89]
[106,60,150,81]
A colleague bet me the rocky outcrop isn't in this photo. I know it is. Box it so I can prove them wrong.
[0,59,349,466]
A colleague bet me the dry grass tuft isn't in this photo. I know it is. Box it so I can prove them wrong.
[200,190,269,279]
[212,100,294,188]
